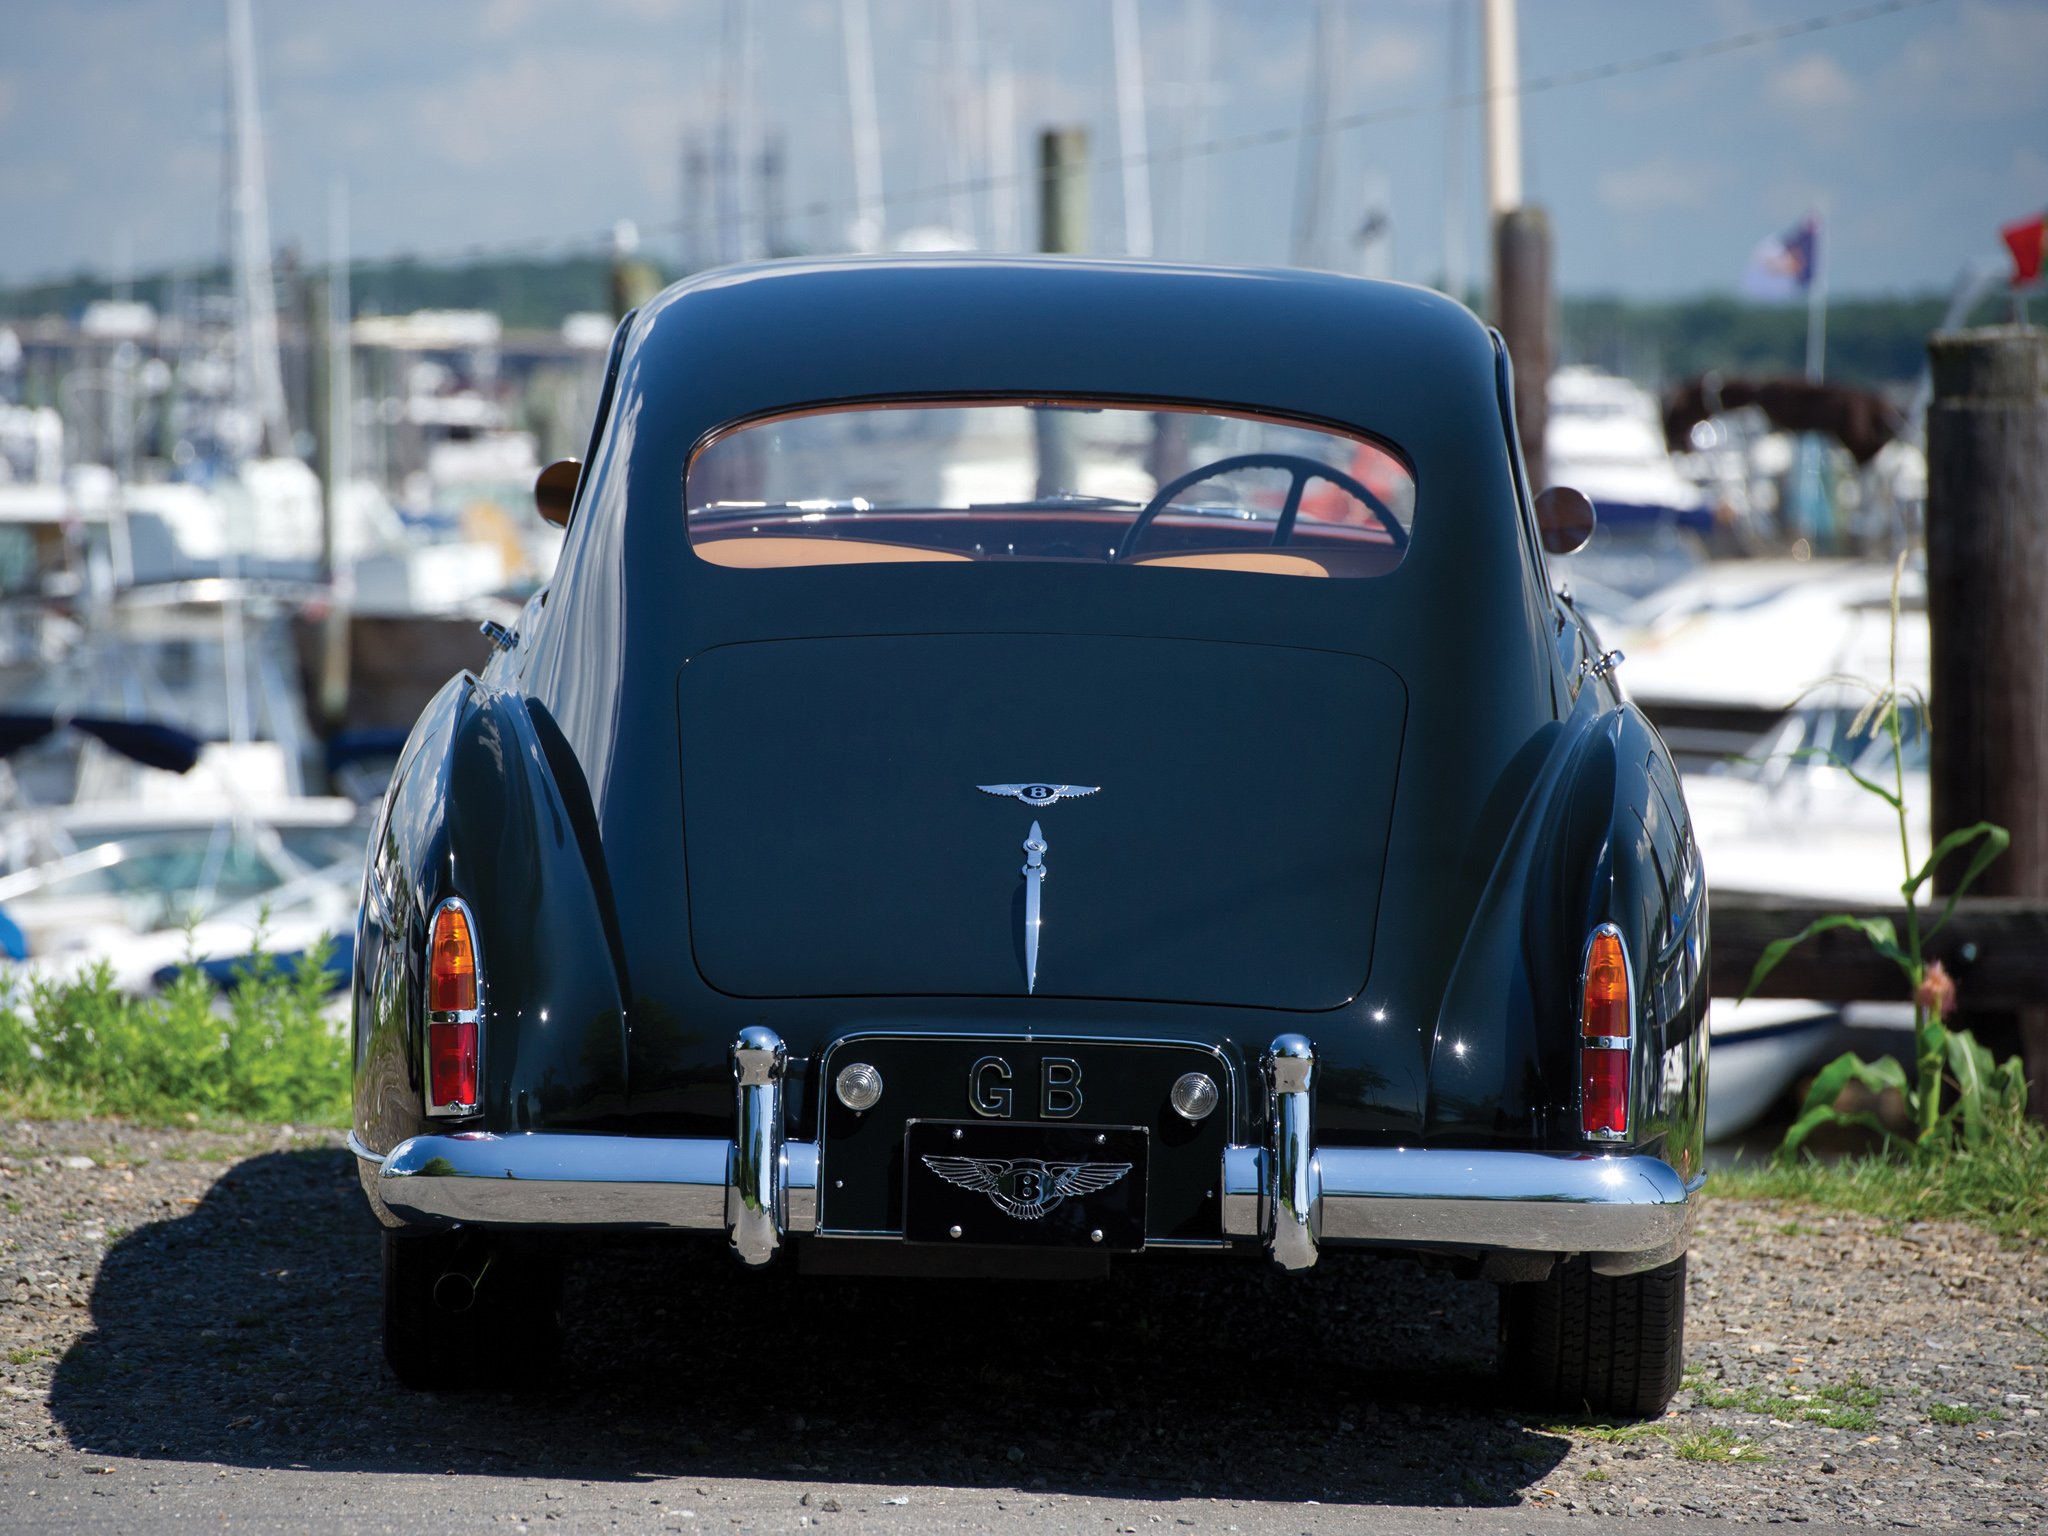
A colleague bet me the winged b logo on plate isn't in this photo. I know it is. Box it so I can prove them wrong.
[977,783,1100,807]
[921,1155,1131,1221]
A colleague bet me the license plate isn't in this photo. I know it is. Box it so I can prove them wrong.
[903,1121,1148,1251]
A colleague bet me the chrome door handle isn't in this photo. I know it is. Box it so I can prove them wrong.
[1579,649,1624,681]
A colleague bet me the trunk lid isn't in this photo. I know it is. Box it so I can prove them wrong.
[677,633,1404,1010]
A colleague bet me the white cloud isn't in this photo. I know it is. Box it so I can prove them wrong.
[1890,0,2048,120]
[1767,54,1857,112]
[1598,158,1718,213]
[1349,27,1429,91]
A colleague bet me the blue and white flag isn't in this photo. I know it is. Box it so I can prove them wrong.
[1742,217,1819,300]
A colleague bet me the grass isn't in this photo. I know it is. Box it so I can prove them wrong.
[0,945,346,1127]
[1927,1403,2002,1426]
[1544,1420,1668,1445]
[1687,1371,1883,1431]
[6,1346,51,1365]
[1713,1131,2048,1242]
[1671,1428,1769,1463]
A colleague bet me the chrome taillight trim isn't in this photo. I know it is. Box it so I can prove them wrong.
[1577,921,1633,1145]
[424,895,483,1119]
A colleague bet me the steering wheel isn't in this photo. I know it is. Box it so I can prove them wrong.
[1114,452,1408,563]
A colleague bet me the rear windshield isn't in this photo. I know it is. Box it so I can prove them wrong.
[685,400,1413,580]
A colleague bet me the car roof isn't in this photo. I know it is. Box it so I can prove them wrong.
[623,255,1501,462]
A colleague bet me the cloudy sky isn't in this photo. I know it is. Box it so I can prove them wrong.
[0,0,2041,297]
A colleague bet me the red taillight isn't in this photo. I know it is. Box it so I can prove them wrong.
[427,903,479,1113]
[429,905,477,1013]
[1580,926,1631,1139]
[429,1018,479,1109]
[1582,1049,1629,1137]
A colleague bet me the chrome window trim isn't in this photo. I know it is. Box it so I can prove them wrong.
[423,894,483,1119]
[1577,921,1634,1146]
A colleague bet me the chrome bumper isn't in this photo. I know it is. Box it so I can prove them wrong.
[356,1029,1696,1276]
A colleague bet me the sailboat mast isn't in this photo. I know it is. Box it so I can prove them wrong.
[224,0,289,459]
[1111,0,1152,258]
[841,0,886,252]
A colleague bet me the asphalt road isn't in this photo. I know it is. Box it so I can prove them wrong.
[2,1454,1891,1535]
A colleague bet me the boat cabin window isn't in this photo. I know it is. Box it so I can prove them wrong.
[685,400,1414,579]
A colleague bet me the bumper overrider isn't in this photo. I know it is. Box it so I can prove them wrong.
[354,1028,1697,1276]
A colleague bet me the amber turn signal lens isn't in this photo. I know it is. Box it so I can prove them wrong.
[429,905,477,1014]
[1581,928,1628,1039]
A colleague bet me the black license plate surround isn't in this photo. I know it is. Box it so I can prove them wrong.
[903,1120,1149,1251]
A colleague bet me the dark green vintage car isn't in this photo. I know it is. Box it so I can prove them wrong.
[349,257,1708,1414]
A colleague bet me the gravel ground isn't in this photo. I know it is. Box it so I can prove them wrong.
[1,1118,2043,1527]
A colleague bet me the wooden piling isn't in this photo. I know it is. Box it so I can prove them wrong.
[1493,206,1553,490]
[1038,128,1089,257]
[1035,129,1088,497]
[1925,324,2048,1105]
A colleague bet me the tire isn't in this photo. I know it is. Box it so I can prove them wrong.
[382,1228,564,1391]
[1498,1253,1686,1418]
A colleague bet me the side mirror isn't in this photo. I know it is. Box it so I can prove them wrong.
[534,458,582,529]
[1535,485,1596,556]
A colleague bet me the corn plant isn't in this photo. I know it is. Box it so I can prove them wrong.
[1744,554,2026,1155]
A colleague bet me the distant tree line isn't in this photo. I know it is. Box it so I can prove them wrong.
[1,255,2003,388]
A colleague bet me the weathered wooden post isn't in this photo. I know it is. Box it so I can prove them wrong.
[1039,127,1088,257]
[1925,325,2048,1106]
[1495,207,1553,490]
[1483,0,1551,489]
[1035,128,1088,498]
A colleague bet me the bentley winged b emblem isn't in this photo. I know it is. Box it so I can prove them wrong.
[978,783,1100,807]
[920,1155,1132,1221]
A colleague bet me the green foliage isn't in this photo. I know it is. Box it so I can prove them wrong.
[0,940,346,1125]
[0,262,1983,389]
[1713,1134,2048,1240]
[1562,292,1990,388]
[1928,1402,2001,1426]
[1743,554,2029,1163]
[1670,1428,1770,1463]
[1689,1373,1882,1430]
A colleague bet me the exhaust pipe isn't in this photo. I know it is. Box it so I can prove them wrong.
[431,1271,477,1312]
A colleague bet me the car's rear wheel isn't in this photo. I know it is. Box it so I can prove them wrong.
[382,1228,564,1391]
[1498,1253,1687,1417]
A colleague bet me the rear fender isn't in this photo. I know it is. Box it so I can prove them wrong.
[352,680,629,1153]
[1424,689,1706,1168]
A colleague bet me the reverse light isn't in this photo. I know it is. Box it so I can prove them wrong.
[426,900,481,1116]
[834,1061,884,1112]
[1579,924,1631,1141]
[1169,1071,1219,1122]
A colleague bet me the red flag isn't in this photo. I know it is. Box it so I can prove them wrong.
[2003,210,2047,288]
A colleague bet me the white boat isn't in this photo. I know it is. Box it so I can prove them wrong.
[1546,367,1708,535]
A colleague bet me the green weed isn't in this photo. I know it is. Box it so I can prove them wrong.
[1928,1403,2001,1426]
[1670,1428,1769,1463]
[0,939,345,1126]
[1714,1138,2048,1241]
[1545,1420,1666,1445]
[1691,1374,1884,1430]
[1743,555,2027,1157]
[1813,1378,1883,1409]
